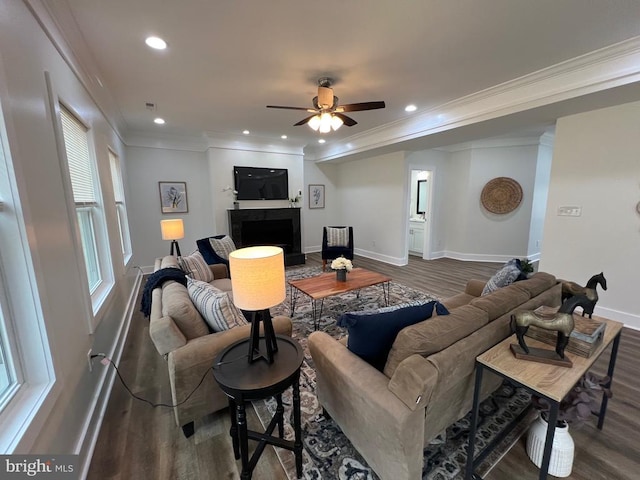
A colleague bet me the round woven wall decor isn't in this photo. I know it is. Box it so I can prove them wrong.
[480,177,523,214]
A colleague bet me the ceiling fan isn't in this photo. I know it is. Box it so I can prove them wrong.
[266,77,385,132]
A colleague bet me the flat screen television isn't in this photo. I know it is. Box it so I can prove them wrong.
[233,166,289,200]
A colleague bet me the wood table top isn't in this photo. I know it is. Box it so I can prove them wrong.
[288,267,391,300]
[478,315,623,402]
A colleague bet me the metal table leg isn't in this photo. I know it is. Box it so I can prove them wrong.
[598,330,621,429]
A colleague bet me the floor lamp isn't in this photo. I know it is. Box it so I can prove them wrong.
[229,246,286,364]
[160,218,184,256]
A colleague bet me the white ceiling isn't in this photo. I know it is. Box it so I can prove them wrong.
[45,0,640,156]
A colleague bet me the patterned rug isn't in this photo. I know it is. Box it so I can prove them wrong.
[256,265,534,480]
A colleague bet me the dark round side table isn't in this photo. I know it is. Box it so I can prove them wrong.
[212,334,304,480]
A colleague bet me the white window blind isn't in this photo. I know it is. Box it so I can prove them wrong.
[60,107,96,205]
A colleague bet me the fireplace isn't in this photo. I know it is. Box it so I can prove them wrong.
[228,208,304,266]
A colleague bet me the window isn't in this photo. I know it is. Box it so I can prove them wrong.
[59,105,112,317]
[0,101,55,453]
[108,150,131,262]
[0,286,16,408]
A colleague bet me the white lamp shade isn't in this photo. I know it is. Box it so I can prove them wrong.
[160,219,184,240]
[229,246,286,311]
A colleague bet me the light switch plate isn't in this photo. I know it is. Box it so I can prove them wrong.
[557,206,582,216]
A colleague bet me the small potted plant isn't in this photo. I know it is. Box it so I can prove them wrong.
[222,185,239,209]
[330,256,353,282]
[527,372,612,477]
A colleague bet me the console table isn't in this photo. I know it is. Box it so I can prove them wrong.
[213,335,304,479]
[465,315,623,480]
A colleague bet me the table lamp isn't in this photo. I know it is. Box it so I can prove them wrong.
[160,218,184,256]
[229,246,286,363]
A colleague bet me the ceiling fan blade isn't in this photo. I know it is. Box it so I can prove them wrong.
[334,113,357,127]
[267,105,316,112]
[337,101,386,112]
[293,115,318,126]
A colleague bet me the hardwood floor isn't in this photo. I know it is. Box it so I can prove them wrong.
[87,253,640,479]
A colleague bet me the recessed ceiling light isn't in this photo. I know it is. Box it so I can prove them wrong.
[318,139,326,144]
[153,118,165,125]
[145,36,167,50]
[242,130,250,135]
[281,135,288,139]
[405,104,417,112]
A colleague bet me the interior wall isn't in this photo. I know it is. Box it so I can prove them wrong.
[442,143,539,261]
[334,151,407,264]
[302,160,340,253]
[125,146,210,268]
[0,0,137,459]
[540,102,640,327]
[527,136,554,259]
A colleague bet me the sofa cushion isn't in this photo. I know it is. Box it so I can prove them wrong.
[209,235,236,260]
[481,260,521,295]
[177,251,214,282]
[211,278,233,293]
[383,304,488,378]
[508,272,557,298]
[470,285,530,320]
[187,278,247,332]
[162,282,209,340]
[337,301,448,371]
[326,227,349,247]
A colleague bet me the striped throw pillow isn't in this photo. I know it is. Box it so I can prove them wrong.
[187,278,248,332]
[209,235,237,260]
[177,251,213,282]
[327,227,349,247]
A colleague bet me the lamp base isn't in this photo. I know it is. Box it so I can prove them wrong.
[248,309,278,363]
[170,240,182,257]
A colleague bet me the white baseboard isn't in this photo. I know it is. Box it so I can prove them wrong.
[594,305,640,330]
[76,271,143,479]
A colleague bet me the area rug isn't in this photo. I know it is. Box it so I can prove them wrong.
[257,265,534,480]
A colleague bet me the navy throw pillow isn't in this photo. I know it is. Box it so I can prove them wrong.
[196,236,229,267]
[337,301,449,371]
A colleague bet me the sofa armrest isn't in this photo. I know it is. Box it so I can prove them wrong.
[209,263,229,279]
[308,331,425,480]
[308,332,419,422]
[465,279,486,297]
[149,316,187,355]
[388,354,438,411]
[169,315,293,372]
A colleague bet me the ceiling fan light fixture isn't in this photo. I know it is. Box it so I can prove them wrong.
[330,115,343,131]
[308,115,321,131]
[318,113,333,133]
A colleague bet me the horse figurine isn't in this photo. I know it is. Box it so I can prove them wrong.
[561,272,607,318]
[511,295,591,360]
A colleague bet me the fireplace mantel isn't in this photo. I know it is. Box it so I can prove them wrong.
[228,208,304,266]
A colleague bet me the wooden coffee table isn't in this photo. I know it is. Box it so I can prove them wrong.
[288,267,391,330]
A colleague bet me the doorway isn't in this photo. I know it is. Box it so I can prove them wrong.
[408,169,432,259]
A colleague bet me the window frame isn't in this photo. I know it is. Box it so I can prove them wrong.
[55,100,114,331]
[108,149,132,264]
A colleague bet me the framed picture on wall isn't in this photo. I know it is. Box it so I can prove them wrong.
[308,184,325,209]
[159,181,189,213]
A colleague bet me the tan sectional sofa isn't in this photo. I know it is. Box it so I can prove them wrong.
[308,272,561,480]
[148,255,293,437]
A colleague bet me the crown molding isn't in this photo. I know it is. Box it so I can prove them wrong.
[310,36,640,163]
[436,136,544,152]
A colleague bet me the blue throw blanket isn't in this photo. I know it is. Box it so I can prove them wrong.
[140,267,187,318]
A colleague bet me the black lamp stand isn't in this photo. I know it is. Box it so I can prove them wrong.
[170,240,182,257]
[247,309,279,364]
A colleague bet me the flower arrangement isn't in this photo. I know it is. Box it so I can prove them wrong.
[331,256,353,271]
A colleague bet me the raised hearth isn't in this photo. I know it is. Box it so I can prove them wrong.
[228,208,304,266]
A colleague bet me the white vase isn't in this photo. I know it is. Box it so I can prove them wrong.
[526,413,574,477]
